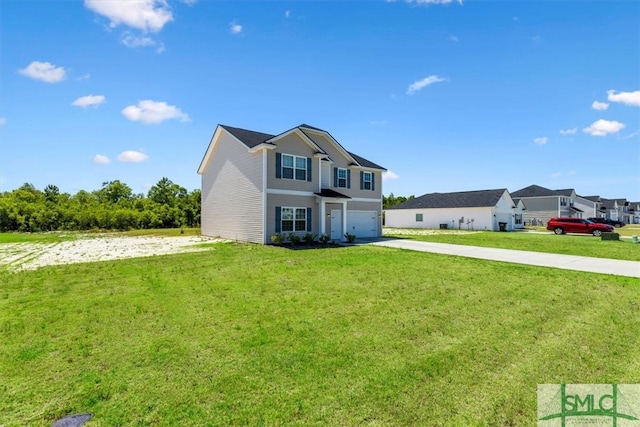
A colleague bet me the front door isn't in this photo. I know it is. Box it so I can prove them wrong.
[330,210,342,240]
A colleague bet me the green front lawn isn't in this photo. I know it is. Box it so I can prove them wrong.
[1,243,638,426]
[384,228,640,261]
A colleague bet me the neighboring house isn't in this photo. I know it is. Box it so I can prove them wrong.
[600,198,632,224]
[629,201,640,224]
[580,195,603,218]
[385,188,518,231]
[510,185,583,225]
[198,124,386,243]
[512,198,527,229]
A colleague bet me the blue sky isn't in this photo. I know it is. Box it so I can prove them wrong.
[1,0,639,200]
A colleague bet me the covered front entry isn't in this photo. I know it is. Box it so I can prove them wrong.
[315,189,351,241]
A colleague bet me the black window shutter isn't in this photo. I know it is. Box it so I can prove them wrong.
[306,208,312,231]
[333,167,337,187]
[371,173,375,191]
[347,169,351,189]
[275,153,282,179]
[307,158,312,182]
[275,207,281,232]
[360,171,364,190]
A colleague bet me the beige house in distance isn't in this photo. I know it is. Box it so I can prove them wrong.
[198,124,386,243]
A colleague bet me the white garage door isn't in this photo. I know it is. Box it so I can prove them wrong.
[347,211,378,238]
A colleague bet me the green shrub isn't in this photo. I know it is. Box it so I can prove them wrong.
[303,233,317,245]
[270,233,286,245]
[344,232,357,243]
[288,233,301,246]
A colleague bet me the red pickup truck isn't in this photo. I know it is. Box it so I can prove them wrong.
[546,217,614,236]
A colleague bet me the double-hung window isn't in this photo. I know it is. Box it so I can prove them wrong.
[280,207,307,232]
[281,154,307,181]
[416,213,423,222]
[363,172,372,190]
[337,168,347,188]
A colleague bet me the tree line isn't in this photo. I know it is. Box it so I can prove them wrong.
[0,178,201,232]
[383,193,414,209]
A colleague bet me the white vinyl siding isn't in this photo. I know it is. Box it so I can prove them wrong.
[200,129,263,243]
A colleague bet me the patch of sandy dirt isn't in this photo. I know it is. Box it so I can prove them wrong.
[0,235,226,271]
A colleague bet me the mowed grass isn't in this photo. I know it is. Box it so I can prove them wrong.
[1,243,639,426]
[384,228,640,261]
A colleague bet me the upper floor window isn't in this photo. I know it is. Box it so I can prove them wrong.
[276,153,311,182]
[416,213,423,222]
[361,171,374,191]
[337,168,348,188]
[560,197,567,206]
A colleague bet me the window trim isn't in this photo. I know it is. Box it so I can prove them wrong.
[281,154,308,181]
[280,206,307,232]
[337,167,348,188]
[363,171,372,190]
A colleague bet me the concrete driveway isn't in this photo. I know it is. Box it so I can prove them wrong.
[369,239,640,278]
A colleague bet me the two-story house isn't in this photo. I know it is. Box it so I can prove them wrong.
[198,124,386,243]
[579,195,603,218]
[600,198,632,224]
[510,185,583,225]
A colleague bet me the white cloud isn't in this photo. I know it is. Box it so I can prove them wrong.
[406,75,446,95]
[0,118,6,126]
[369,120,388,125]
[551,170,576,178]
[18,61,66,83]
[383,170,399,181]
[117,150,149,163]
[84,0,173,32]
[607,89,640,107]
[230,22,242,34]
[583,119,625,136]
[72,95,106,108]
[93,154,111,164]
[591,100,609,111]
[77,73,91,81]
[623,129,640,139]
[559,128,577,135]
[122,100,190,124]
[285,10,290,18]
[121,32,159,49]
[449,35,458,42]
[533,137,548,145]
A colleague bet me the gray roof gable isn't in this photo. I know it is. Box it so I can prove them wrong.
[511,185,560,198]
[554,188,576,197]
[389,188,509,210]
[221,123,385,170]
[220,125,275,148]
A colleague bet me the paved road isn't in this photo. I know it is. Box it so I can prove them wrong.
[369,239,640,278]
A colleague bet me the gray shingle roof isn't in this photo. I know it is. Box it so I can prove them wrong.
[511,185,559,198]
[389,188,509,210]
[554,188,576,197]
[581,195,601,202]
[220,124,385,170]
[220,125,275,149]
